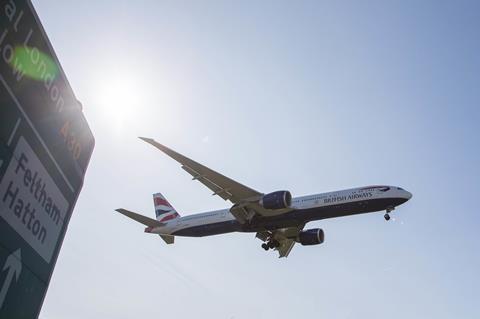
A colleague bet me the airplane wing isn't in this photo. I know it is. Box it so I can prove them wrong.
[256,224,305,258]
[139,137,262,204]
[139,137,294,223]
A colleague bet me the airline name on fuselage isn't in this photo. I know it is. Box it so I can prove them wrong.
[323,192,373,204]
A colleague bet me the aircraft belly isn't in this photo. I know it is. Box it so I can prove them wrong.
[308,197,407,220]
[172,220,242,237]
[248,197,407,230]
[171,197,407,237]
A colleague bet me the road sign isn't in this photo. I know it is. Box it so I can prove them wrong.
[0,1,95,318]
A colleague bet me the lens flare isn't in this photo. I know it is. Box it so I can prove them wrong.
[11,46,58,81]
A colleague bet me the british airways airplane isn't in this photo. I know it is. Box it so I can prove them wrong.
[116,138,412,258]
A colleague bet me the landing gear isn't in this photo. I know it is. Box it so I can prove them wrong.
[384,206,394,221]
[261,239,280,251]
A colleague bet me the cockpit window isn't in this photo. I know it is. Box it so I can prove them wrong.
[397,187,404,190]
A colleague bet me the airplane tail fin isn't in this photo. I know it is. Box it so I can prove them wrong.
[153,193,180,222]
[153,193,179,244]
[116,194,179,245]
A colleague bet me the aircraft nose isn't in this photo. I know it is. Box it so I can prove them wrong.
[405,191,413,200]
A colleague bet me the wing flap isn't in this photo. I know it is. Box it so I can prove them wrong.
[181,165,234,201]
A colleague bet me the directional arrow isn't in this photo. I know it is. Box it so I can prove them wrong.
[0,249,22,310]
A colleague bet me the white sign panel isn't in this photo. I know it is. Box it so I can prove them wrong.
[0,137,68,263]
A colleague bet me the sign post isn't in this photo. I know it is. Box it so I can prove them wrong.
[0,1,95,318]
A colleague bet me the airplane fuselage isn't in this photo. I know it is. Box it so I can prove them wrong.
[147,185,412,237]
[117,138,415,257]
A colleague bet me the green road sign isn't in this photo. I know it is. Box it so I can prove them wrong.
[0,1,95,318]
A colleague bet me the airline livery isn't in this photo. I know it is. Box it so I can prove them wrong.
[116,138,412,258]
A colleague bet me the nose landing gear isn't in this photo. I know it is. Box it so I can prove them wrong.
[384,206,395,221]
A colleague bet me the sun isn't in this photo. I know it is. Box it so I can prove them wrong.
[97,73,145,128]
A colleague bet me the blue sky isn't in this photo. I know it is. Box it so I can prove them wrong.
[31,1,479,318]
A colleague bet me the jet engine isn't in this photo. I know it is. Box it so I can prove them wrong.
[259,191,292,210]
[298,228,325,246]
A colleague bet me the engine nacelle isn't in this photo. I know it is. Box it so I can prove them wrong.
[259,191,292,210]
[298,228,325,246]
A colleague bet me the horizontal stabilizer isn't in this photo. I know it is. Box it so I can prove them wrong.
[160,234,175,244]
[116,208,165,227]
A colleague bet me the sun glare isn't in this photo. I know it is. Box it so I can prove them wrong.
[98,74,145,128]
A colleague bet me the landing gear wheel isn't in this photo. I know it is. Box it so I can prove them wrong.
[261,243,269,250]
[384,213,391,221]
[268,241,275,249]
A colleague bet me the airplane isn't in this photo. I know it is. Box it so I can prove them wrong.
[116,137,413,258]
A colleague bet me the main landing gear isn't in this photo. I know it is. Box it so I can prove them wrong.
[384,206,395,221]
[261,240,280,251]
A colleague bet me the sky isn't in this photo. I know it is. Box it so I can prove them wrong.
[29,1,480,318]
